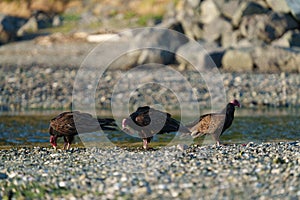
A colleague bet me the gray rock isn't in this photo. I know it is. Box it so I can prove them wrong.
[214,0,242,20]
[272,30,300,47]
[232,1,269,27]
[222,48,253,72]
[239,12,299,43]
[176,41,224,70]
[252,46,300,72]
[187,0,201,8]
[175,0,202,39]
[0,172,8,179]
[130,28,188,65]
[33,11,56,29]
[286,0,300,21]
[265,0,290,13]
[203,17,232,43]
[222,30,244,48]
[0,14,27,44]
[52,15,63,27]
[17,17,38,37]
[200,0,221,24]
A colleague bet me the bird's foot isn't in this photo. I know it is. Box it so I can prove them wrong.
[215,141,226,147]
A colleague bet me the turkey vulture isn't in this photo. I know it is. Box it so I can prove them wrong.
[49,111,116,149]
[187,99,240,146]
[122,106,191,149]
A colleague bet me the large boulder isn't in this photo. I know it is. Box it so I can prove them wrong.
[202,17,232,44]
[200,0,220,24]
[174,0,202,39]
[232,1,269,27]
[214,0,241,20]
[176,41,224,71]
[0,14,27,44]
[239,12,299,43]
[17,17,38,36]
[222,48,253,72]
[252,45,300,72]
[265,0,290,13]
[129,28,189,66]
[272,30,300,47]
[286,0,300,21]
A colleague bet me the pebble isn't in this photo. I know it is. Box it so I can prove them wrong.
[0,141,299,199]
[0,173,7,179]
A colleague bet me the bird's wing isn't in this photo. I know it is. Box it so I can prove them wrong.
[189,113,225,135]
[97,118,117,130]
[50,111,110,135]
[50,111,77,136]
[73,112,107,133]
[149,108,189,134]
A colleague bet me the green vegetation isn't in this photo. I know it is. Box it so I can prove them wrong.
[62,13,81,22]
[137,14,163,26]
[1,181,99,199]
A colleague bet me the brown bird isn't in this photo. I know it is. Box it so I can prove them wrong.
[187,99,240,146]
[122,106,191,149]
[49,111,116,150]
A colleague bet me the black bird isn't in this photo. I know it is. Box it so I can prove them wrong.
[49,111,116,149]
[122,106,190,149]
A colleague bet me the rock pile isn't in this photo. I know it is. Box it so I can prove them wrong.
[160,0,300,72]
[0,0,64,44]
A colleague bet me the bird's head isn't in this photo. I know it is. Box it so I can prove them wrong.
[230,99,241,108]
[50,135,57,149]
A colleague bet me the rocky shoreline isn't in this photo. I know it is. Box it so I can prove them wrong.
[1,62,299,112]
[0,141,299,199]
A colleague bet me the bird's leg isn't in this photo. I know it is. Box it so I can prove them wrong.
[63,136,74,150]
[66,143,71,150]
[63,143,67,150]
[63,137,68,150]
[212,133,221,146]
[143,139,148,150]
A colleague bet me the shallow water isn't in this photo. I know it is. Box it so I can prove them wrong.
[0,109,299,147]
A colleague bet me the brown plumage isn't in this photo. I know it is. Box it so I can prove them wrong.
[122,106,190,149]
[49,111,116,149]
[187,99,240,146]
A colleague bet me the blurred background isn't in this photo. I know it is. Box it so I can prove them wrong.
[0,0,299,146]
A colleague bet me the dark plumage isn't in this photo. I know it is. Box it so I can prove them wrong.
[122,106,190,149]
[49,111,116,149]
[187,99,240,146]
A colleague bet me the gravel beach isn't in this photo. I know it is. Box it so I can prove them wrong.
[1,141,300,199]
[1,39,300,112]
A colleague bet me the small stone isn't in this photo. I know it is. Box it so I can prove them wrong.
[0,172,8,179]
[59,181,67,188]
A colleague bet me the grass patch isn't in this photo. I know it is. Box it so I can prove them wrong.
[62,13,81,22]
[137,14,163,26]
